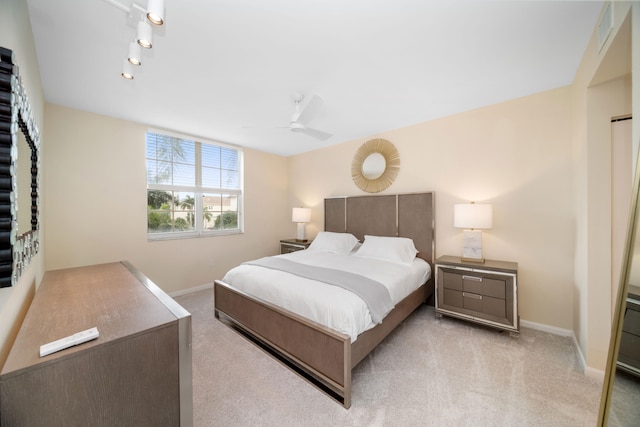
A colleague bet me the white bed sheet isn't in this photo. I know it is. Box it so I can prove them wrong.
[221,250,431,342]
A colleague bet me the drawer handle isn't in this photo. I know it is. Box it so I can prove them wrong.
[463,292,483,300]
[462,275,482,282]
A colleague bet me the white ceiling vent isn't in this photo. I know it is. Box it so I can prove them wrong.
[597,2,613,52]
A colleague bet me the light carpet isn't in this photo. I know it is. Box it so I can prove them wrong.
[175,288,603,426]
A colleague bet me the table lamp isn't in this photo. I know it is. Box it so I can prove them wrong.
[454,202,493,263]
[292,207,311,241]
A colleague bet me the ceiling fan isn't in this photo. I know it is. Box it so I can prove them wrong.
[286,93,333,141]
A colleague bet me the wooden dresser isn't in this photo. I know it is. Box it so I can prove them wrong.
[0,261,192,426]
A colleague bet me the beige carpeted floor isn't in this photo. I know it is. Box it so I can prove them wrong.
[175,288,604,426]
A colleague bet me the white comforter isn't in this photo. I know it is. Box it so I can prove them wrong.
[221,250,431,342]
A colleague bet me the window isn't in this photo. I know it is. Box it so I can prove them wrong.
[146,130,243,239]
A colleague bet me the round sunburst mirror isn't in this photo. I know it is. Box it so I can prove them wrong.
[351,138,400,193]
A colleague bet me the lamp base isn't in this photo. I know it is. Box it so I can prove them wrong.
[461,229,484,263]
[296,222,306,241]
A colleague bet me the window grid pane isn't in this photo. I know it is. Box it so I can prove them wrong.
[202,193,239,231]
[202,144,221,168]
[202,166,221,188]
[221,169,239,189]
[147,190,196,233]
[221,148,239,170]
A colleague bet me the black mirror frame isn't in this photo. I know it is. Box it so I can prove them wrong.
[0,47,40,287]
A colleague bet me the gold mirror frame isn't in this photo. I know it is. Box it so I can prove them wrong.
[351,138,400,193]
[598,131,640,424]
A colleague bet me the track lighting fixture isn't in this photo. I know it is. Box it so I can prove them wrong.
[101,0,166,79]
[121,59,134,80]
[127,42,142,66]
[136,20,153,49]
[146,0,165,26]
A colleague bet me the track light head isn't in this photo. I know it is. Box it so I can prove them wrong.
[146,0,164,26]
[121,59,134,80]
[136,20,153,49]
[127,42,142,66]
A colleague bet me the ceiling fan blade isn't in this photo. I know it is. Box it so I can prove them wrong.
[294,94,325,125]
[301,127,333,141]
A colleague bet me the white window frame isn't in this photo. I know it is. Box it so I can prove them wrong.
[146,128,244,241]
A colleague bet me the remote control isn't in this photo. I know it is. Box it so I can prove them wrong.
[39,327,99,357]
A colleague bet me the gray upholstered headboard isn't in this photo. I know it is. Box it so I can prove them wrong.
[324,193,435,267]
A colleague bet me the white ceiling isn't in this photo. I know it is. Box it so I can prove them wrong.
[25,0,603,157]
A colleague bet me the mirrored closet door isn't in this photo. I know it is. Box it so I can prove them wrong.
[600,117,640,425]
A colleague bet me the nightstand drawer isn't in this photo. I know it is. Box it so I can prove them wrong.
[442,272,463,291]
[442,271,506,300]
[619,331,640,363]
[462,276,506,299]
[473,293,506,318]
[280,239,312,254]
[443,288,463,308]
[623,305,640,336]
[281,244,304,254]
[443,289,506,319]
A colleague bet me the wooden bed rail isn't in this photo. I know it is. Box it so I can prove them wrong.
[214,279,431,409]
[214,280,353,408]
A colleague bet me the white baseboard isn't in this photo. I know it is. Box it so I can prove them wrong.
[521,318,605,381]
[169,282,213,298]
[583,365,605,381]
[520,318,573,337]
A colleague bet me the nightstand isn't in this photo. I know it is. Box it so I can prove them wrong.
[618,284,640,376]
[435,255,519,334]
[280,239,312,254]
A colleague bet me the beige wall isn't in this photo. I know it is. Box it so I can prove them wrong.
[289,87,576,330]
[0,0,46,366]
[44,105,290,294]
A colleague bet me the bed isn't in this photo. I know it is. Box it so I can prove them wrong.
[214,192,435,408]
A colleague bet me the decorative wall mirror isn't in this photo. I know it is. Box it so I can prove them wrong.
[351,138,400,193]
[599,132,640,424]
[0,47,41,288]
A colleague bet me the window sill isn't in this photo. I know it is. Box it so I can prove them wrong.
[147,230,243,242]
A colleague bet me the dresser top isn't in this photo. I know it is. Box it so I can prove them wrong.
[1,261,188,378]
[436,255,518,273]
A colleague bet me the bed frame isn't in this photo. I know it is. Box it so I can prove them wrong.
[214,192,435,408]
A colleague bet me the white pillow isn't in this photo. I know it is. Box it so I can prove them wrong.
[308,232,360,255]
[354,235,418,264]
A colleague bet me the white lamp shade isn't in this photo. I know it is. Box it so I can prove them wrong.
[454,203,493,229]
[292,207,311,223]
